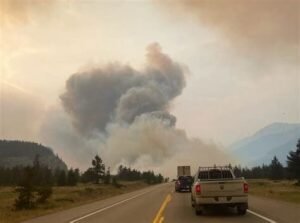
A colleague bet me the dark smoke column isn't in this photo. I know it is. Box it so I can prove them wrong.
[60,43,186,137]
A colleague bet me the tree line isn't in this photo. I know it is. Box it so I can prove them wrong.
[232,139,300,183]
[0,154,165,209]
[117,165,165,184]
[0,165,80,186]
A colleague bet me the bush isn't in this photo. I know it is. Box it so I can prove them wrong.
[14,157,54,209]
[14,167,35,210]
[112,177,122,188]
[36,186,53,203]
[14,186,35,210]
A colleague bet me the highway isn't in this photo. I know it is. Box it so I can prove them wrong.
[23,183,299,223]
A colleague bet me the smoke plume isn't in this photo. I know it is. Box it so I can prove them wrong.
[0,0,56,28]
[60,43,231,171]
[157,0,299,63]
[60,43,185,135]
[0,82,45,141]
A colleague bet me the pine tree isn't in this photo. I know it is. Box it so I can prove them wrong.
[92,155,105,184]
[233,165,242,177]
[36,186,53,204]
[104,167,111,184]
[81,168,95,183]
[269,156,284,180]
[14,167,35,209]
[57,170,67,186]
[67,168,77,186]
[287,139,300,184]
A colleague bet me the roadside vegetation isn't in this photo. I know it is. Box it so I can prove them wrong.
[0,154,166,223]
[232,139,300,183]
[230,139,300,203]
[0,181,149,223]
[247,179,300,203]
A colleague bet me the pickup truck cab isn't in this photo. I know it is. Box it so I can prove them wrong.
[191,166,248,215]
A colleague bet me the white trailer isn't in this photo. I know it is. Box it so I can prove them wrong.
[177,166,191,177]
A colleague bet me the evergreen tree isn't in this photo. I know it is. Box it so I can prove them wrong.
[57,170,67,186]
[269,156,284,180]
[67,168,78,186]
[15,155,54,209]
[233,165,242,177]
[104,167,111,184]
[36,186,53,204]
[287,139,300,183]
[14,167,35,209]
[81,168,96,183]
[74,168,80,183]
[92,155,105,184]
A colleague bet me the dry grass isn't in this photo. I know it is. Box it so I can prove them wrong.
[0,181,148,223]
[248,179,300,203]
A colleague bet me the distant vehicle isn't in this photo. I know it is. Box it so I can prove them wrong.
[175,166,192,192]
[175,175,193,192]
[191,166,248,216]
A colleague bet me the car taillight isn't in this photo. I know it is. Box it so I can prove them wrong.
[195,184,201,194]
[243,183,248,193]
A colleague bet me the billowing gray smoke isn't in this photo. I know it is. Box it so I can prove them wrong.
[60,43,185,135]
[59,43,231,171]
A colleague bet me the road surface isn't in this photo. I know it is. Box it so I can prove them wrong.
[23,183,299,223]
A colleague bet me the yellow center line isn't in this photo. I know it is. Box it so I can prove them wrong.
[158,216,164,223]
[152,194,172,223]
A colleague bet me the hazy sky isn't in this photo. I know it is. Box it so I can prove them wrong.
[0,0,299,170]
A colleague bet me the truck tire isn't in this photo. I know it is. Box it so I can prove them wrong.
[195,206,202,216]
[237,206,247,215]
[191,196,195,207]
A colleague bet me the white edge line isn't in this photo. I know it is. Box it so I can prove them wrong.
[69,188,157,223]
[247,209,277,223]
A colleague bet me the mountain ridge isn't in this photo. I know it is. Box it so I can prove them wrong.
[0,140,68,171]
[231,122,300,166]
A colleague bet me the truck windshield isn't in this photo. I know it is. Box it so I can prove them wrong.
[198,169,233,180]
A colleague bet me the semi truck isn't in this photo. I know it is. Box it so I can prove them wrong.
[177,166,191,177]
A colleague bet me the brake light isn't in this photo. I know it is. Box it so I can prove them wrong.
[195,184,201,194]
[243,183,248,193]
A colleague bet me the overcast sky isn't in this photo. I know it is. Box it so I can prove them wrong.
[0,0,299,169]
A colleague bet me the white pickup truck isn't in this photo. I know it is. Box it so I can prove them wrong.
[191,166,248,215]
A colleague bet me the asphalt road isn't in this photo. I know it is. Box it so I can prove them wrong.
[23,183,298,223]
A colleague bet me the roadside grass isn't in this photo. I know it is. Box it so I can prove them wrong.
[0,181,148,223]
[248,179,300,203]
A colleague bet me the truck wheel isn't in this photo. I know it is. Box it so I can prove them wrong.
[191,196,195,207]
[237,206,247,215]
[195,206,202,216]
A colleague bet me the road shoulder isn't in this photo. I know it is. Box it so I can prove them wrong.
[21,184,163,223]
[249,195,300,223]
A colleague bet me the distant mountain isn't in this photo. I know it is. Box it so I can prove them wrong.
[231,123,300,167]
[0,140,67,171]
